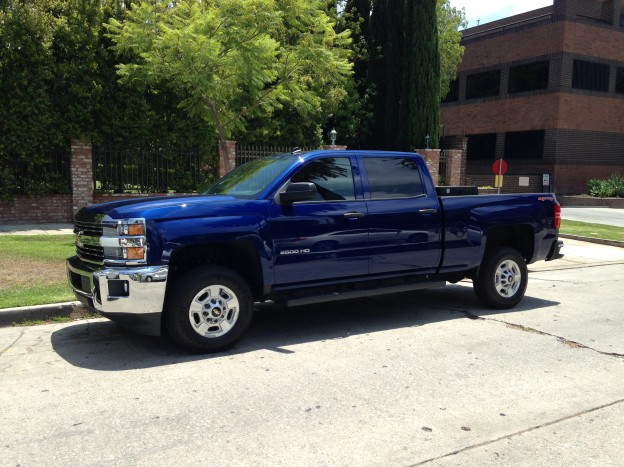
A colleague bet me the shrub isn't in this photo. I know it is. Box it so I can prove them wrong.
[587,174,624,198]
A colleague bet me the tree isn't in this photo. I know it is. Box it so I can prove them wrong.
[107,0,352,170]
[332,0,465,149]
[438,0,466,100]
[399,0,440,150]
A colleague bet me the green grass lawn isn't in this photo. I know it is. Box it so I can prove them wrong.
[560,220,624,242]
[0,235,76,308]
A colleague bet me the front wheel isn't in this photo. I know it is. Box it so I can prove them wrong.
[474,248,528,309]
[165,266,253,353]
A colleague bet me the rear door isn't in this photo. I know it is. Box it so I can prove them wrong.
[360,155,442,275]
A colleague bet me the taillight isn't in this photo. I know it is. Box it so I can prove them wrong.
[554,202,561,229]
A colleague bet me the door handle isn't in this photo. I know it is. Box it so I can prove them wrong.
[344,211,366,219]
[418,208,438,215]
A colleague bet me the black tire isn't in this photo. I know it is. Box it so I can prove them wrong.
[165,266,253,353]
[474,247,528,309]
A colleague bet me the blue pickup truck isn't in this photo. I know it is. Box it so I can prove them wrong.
[67,150,563,352]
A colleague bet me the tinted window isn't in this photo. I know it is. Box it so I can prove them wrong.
[509,61,549,93]
[504,131,545,160]
[466,70,500,99]
[572,60,609,92]
[291,157,355,201]
[616,67,624,94]
[467,134,497,161]
[364,158,425,199]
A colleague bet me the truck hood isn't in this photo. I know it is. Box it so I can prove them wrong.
[75,194,260,223]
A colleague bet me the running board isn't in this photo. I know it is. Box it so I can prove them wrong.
[284,281,446,307]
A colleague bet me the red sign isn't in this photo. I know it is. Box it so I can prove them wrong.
[492,159,508,175]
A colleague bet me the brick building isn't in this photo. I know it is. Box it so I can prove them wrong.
[441,0,624,194]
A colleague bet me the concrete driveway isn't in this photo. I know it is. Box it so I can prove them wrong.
[1,239,623,465]
[562,207,624,227]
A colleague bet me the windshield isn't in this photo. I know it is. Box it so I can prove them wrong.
[203,154,297,198]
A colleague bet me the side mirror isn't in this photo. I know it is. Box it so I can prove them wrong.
[279,182,317,204]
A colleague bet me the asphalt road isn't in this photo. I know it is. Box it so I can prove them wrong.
[1,239,624,465]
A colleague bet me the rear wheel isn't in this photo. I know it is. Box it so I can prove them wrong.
[165,266,253,353]
[474,248,527,309]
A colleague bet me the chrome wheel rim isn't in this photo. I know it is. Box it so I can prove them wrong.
[494,259,522,298]
[188,285,240,338]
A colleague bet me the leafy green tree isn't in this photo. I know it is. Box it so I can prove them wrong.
[438,0,466,99]
[0,0,66,197]
[107,0,352,170]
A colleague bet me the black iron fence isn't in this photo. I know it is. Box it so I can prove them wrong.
[235,145,315,167]
[2,147,71,196]
[93,146,216,194]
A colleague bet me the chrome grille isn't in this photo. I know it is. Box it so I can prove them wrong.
[74,220,103,237]
[77,243,104,263]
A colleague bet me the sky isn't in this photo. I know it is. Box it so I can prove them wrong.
[449,0,553,28]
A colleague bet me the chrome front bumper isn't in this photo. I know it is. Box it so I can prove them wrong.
[67,255,168,336]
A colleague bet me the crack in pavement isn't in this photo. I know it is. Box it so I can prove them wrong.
[0,329,26,356]
[411,398,624,466]
[455,310,624,360]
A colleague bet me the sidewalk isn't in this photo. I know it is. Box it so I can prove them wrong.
[0,223,74,235]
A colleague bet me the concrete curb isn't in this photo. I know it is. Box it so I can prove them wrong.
[559,234,624,248]
[0,301,84,327]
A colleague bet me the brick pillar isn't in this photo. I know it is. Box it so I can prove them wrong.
[418,149,441,186]
[219,140,237,177]
[445,149,465,186]
[70,139,93,215]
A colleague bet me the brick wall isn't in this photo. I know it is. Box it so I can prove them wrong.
[70,140,94,215]
[0,195,73,224]
[419,149,440,186]
[444,150,465,186]
[460,23,565,71]
[554,164,624,194]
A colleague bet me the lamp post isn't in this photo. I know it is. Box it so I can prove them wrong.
[330,128,337,146]
[425,134,430,150]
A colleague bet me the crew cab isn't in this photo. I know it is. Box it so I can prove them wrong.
[67,150,563,352]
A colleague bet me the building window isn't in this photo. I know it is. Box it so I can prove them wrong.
[467,134,497,161]
[504,131,545,160]
[620,13,624,28]
[442,79,459,103]
[466,70,501,99]
[616,67,624,94]
[572,60,609,92]
[509,61,549,94]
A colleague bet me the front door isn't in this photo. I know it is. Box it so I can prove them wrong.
[269,156,370,286]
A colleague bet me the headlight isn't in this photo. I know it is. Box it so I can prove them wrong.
[101,218,147,265]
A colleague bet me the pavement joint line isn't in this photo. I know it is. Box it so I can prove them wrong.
[528,261,624,273]
[454,310,624,360]
[411,398,624,466]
